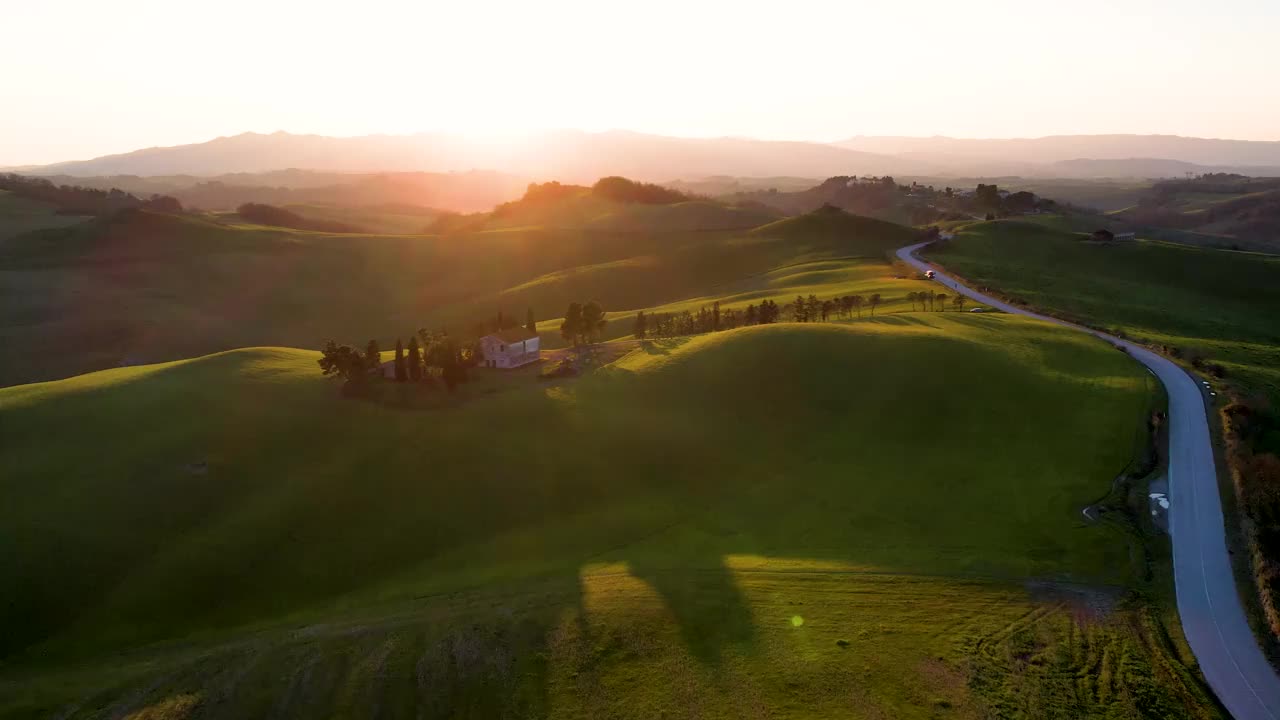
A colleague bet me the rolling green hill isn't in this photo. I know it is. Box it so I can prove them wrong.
[0,314,1217,719]
[925,219,1280,651]
[0,205,910,387]
[531,255,939,350]
[747,204,918,247]
[924,220,1280,403]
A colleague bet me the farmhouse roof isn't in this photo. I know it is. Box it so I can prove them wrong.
[485,327,539,343]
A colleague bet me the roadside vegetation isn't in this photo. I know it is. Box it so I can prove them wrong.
[925,218,1280,654]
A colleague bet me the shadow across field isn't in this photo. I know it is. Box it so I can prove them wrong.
[0,320,1221,719]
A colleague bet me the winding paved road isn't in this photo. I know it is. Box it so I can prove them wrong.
[898,242,1280,720]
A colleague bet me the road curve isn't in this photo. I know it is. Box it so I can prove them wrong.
[898,242,1280,720]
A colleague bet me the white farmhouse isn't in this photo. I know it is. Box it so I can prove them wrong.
[479,327,541,369]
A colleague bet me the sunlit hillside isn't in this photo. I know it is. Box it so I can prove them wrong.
[1,314,1216,719]
[0,194,914,386]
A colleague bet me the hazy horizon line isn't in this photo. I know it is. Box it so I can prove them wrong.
[9,127,1280,170]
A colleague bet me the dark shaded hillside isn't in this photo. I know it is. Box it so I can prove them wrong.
[1200,189,1280,239]
[733,176,924,222]
[1112,175,1280,251]
[432,179,778,234]
[748,204,918,252]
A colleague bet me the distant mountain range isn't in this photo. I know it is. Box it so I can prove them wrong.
[836,134,1280,165]
[8,131,1280,182]
[836,134,1280,177]
[14,131,927,183]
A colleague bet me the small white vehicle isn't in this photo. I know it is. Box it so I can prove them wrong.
[924,270,936,279]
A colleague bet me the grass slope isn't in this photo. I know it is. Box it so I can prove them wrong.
[532,255,940,350]
[747,205,917,249]
[925,220,1280,657]
[1,315,1218,718]
[925,220,1280,407]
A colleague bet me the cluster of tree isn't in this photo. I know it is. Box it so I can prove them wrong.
[235,203,359,233]
[730,176,1053,226]
[736,175,905,218]
[591,176,691,204]
[906,291,964,312]
[788,293,882,321]
[0,173,182,216]
[634,299,782,338]
[515,181,582,206]
[447,176,694,231]
[633,291,966,332]
[974,183,1002,210]
[474,181,587,225]
[319,331,476,394]
[560,301,607,345]
[425,210,487,234]
[970,184,1052,219]
[1190,354,1228,379]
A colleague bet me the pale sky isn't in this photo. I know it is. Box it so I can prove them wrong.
[4,0,1279,166]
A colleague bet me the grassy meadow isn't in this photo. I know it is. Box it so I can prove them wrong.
[924,220,1280,417]
[0,311,1220,718]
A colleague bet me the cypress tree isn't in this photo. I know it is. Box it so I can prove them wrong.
[562,302,583,346]
[407,337,423,381]
[394,338,407,382]
[633,311,647,339]
[526,308,536,334]
[365,339,380,377]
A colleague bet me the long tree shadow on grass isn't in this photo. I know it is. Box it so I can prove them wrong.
[622,552,758,667]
